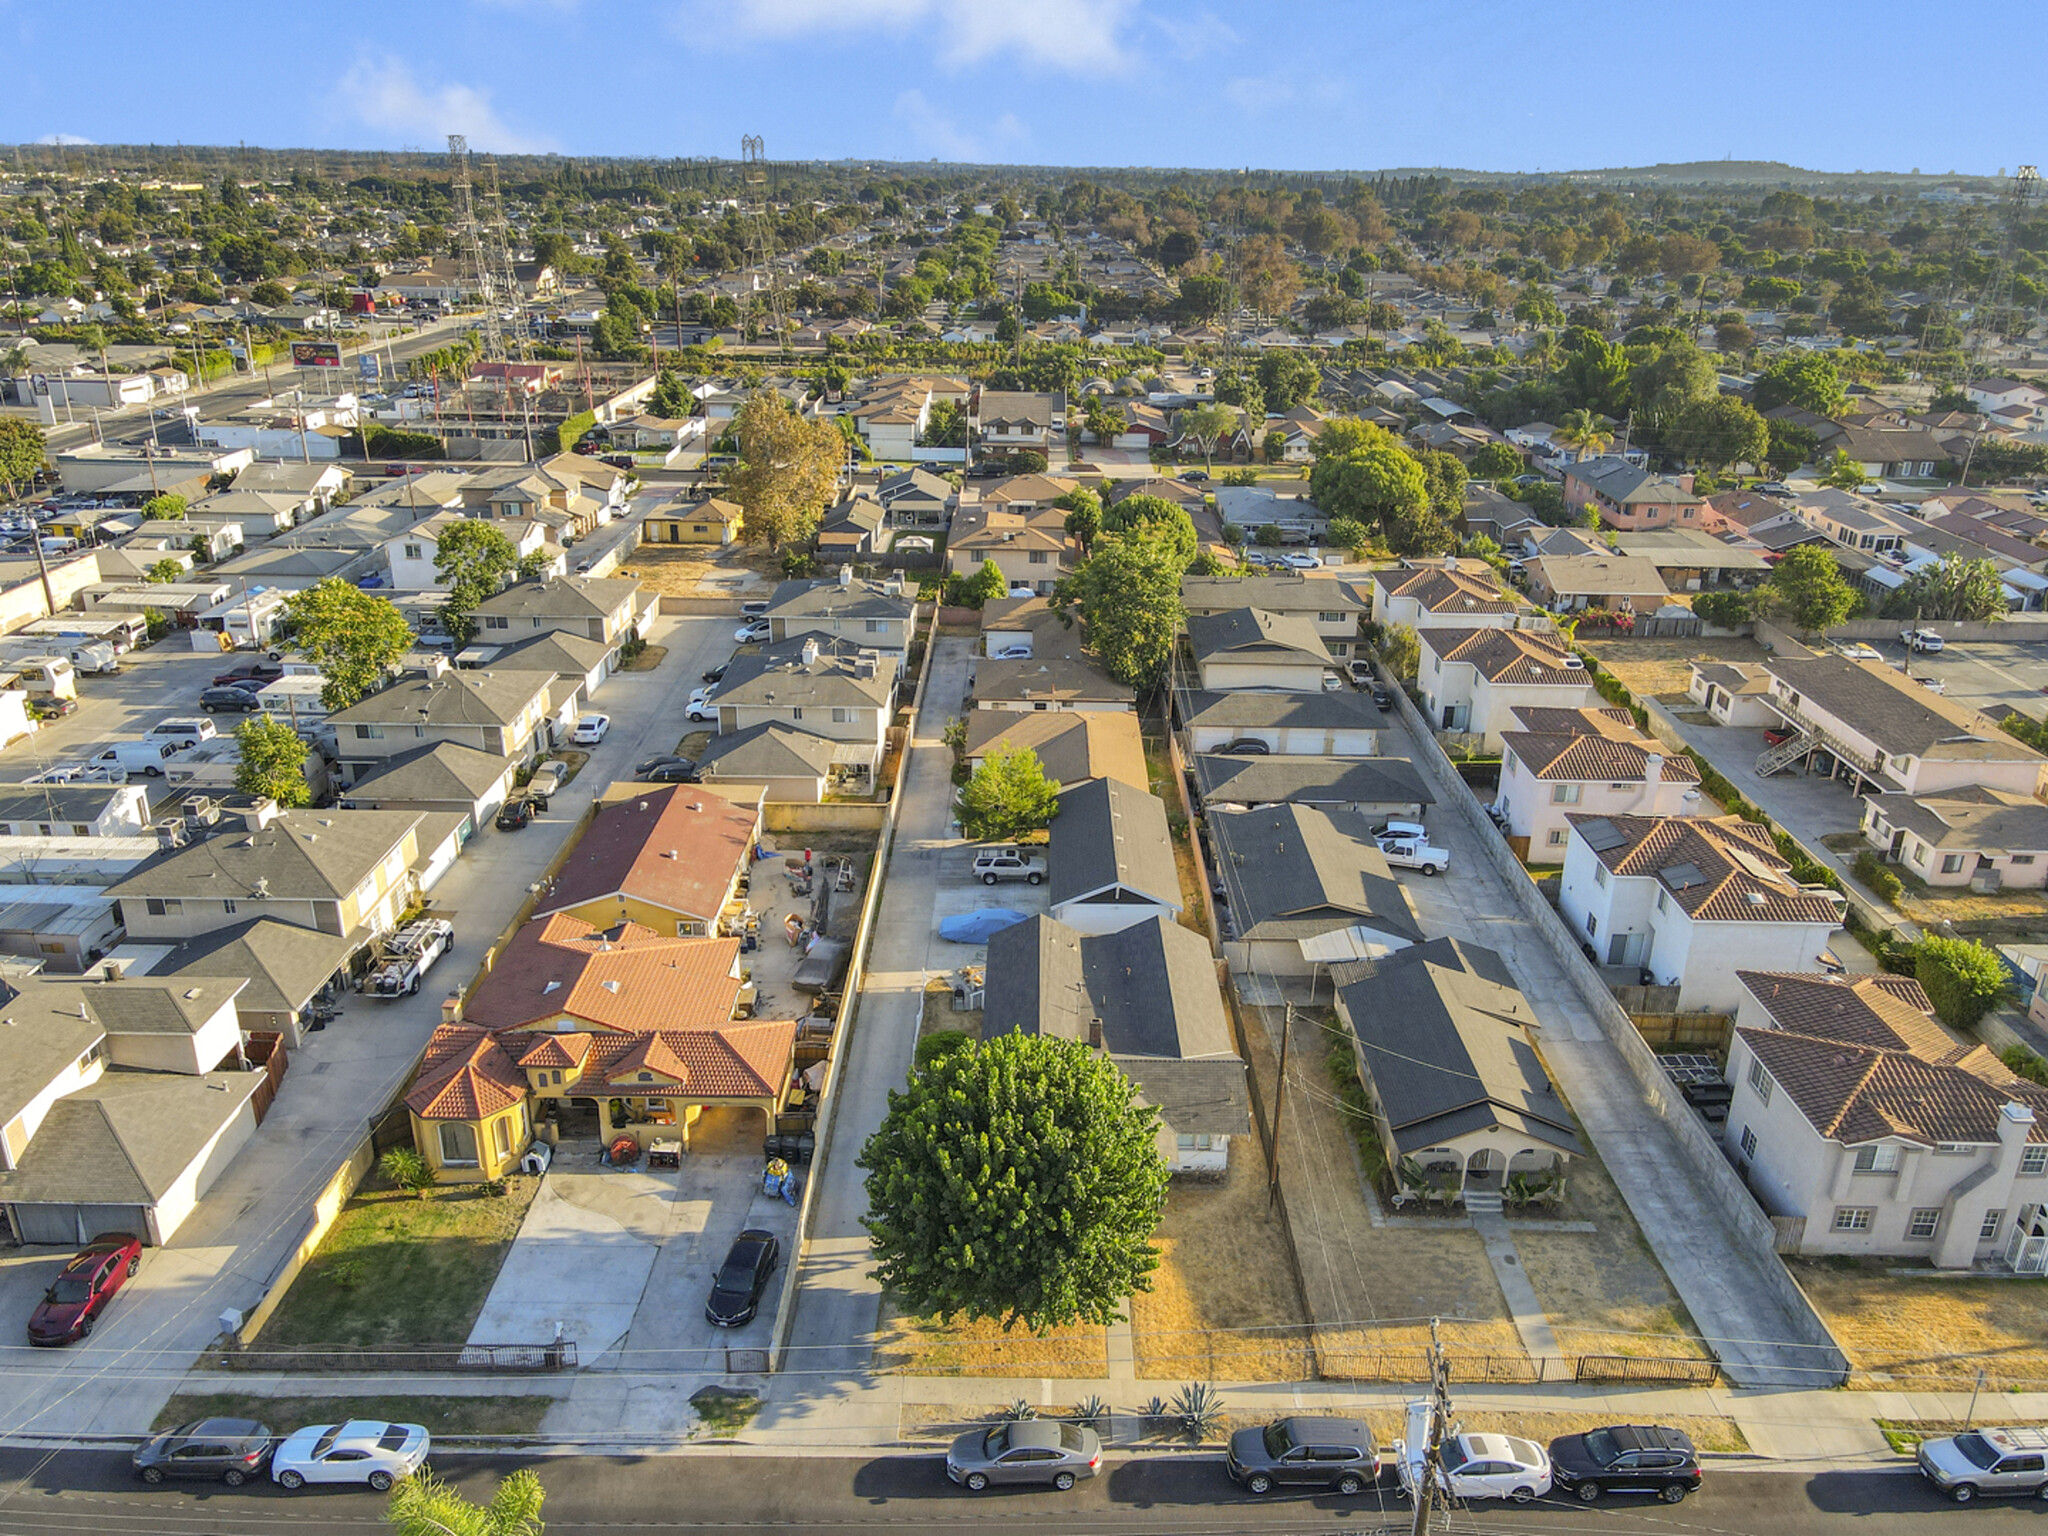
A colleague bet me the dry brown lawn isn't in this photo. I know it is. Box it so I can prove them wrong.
[1790,1258,2048,1388]
[620,543,780,597]
[919,975,981,1041]
[1239,1003,1524,1377]
[876,1306,1110,1378]
[1583,635,1770,703]
[1518,1154,1708,1361]
[1131,1155,1313,1381]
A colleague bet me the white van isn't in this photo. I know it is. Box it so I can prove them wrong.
[89,740,184,778]
[147,717,218,748]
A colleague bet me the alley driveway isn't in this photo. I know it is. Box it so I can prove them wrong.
[775,638,974,1398]
[1376,702,1848,1388]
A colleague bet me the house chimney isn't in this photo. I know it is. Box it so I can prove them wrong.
[226,795,281,834]
[801,637,821,667]
[441,993,463,1025]
[1644,753,1664,787]
[1088,1018,1103,1049]
[839,563,854,589]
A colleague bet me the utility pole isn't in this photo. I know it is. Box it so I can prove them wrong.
[1267,1003,1293,1210]
[1409,1318,1454,1536]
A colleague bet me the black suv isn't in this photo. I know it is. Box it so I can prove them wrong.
[1226,1417,1379,1495]
[1548,1424,1701,1504]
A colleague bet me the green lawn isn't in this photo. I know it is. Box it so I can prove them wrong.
[154,1393,550,1439]
[257,1175,538,1348]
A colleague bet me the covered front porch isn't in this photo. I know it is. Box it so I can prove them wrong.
[1390,1138,1572,1211]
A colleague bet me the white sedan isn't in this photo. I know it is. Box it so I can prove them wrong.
[1281,551,1322,570]
[734,620,771,642]
[570,714,611,746]
[1378,835,1450,875]
[1396,1404,1551,1504]
[272,1421,429,1491]
[688,688,717,721]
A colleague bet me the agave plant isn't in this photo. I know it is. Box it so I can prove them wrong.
[1171,1381,1226,1443]
[1074,1394,1109,1433]
[997,1398,1036,1423]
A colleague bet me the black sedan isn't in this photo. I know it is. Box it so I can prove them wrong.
[133,1418,276,1486]
[701,663,728,685]
[705,1229,780,1326]
[644,761,701,784]
[1548,1424,1701,1504]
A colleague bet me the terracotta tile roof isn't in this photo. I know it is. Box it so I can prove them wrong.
[405,1025,526,1121]
[538,785,757,925]
[1510,705,1637,735]
[1737,971,1959,1059]
[513,1031,592,1070]
[1422,626,1591,686]
[1741,1023,2048,1147]
[1373,562,1518,615]
[1569,813,1843,925]
[575,1021,797,1100]
[467,914,742,1034]
[1503,730,1699,783]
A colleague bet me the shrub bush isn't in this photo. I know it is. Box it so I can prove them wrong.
[914,1029,972,1071]
[2002,1046,2048,1087]
[1914,935,2012,1028]
[1853,849,1905,906]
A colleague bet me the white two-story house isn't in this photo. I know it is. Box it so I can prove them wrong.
[1726,969,2048,1268]
[1371,559,1523,632]
[1495,706,1705,855]
[1558,812,1844,1008]
[1419,627,1597,748]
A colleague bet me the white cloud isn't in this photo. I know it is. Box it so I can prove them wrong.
[717,0,1139,72]
[35,133,95,146]
[891,90,1026,161]
[1148,9,1234,60]
[1223,72,1344,116]
[336,57,553,154]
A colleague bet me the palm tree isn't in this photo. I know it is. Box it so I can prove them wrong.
[1554,409,1614,461]
[1525,330,1560,377]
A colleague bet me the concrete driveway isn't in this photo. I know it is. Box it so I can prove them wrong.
[0,641,230,783]
[471,1111,799,1370]
[1372,702,1849,1387]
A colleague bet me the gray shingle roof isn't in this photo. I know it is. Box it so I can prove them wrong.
[474,575,639,622]
[1335,937,1583,1159]
[153,918,356,1015]
[80,979,244,1036]
[715,634,898,710]
[1765,656,2045,763]
[1192,754,1433,810]
[1048,778,1182,912]
[106,810,423,905]
[0,1068,267,1205]
[347,742,518,803]
[1208,803,1423,946]
[1869,786,2048,853]
[1185,607,1333,668]
[328,670,549,729]
[983,914,1247,1137]
[1175,688,1380,731]
[698,721,843,779]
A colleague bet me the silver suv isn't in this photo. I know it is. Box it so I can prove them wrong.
[1918,1425,2048,1502]
[971,847,1046,886]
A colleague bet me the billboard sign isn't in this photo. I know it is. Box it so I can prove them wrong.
[291,341,344,369]
[359,354,380,383]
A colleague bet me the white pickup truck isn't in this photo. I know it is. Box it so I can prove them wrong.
[1377,834,1450,876]
[367,918,456,997]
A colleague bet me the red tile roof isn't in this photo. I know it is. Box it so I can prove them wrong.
[1374,563,1518,615]
[1423,626,1590,686]
[466,914,742,1034]
[1738,971,1956,1058]
[572,1022,796,1100]
[406,1025,527,1121]
[539,785,758,925]
[1501,708,1700,783]
[1742,1023,2048,1147]
[513,1031,592,1070]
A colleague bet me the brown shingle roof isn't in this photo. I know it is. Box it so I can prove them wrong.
[1571,813,1843,924]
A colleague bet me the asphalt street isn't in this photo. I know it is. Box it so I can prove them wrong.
[0,1449,2026,1535]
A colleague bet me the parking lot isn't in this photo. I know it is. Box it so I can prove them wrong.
[1844,634,2048,720]
[0,641,234,786]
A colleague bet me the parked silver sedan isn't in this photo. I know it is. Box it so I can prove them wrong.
[946,1420,1102,1491]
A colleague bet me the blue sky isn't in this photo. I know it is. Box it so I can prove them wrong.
[0,0,2023,176]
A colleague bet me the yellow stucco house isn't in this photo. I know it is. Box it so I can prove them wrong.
[645,496,744,547]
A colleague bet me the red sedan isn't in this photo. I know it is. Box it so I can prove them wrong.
[27,1233,142,1345]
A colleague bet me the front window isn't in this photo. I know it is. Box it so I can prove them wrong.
[1852,1144,1899,1172]
[1747,1056,1772,1105]
[1907,1208,1940,1239]
[1941,854,1965,875]
[2021,1146,2048,1176]
[438,1122,478,1166]
[1981,1208,2006,1241]
[1831,1207,1873,1232]
[1551,783,1580,805]
[1739,1125,1757,1159]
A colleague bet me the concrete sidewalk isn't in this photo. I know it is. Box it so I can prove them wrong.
[116,1363,2037,1472]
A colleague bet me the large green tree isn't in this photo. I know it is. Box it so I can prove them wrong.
[1311,446,1450,556]
[1767,545,1858,635]
[1751,353,1848,418]
[1055,488,1102,556]
[731,389,845,551]
[1101,493,1197,565]
[232,715,311,808]
[433,519,521,645]
[859,1033,1169,1332]
[0,418,46,497]
[387,1468,545,1536]
[1059,523,1187,692]
[1177,403,1240,473]
[957,744,1061,842]
[1666,396,1769,473]
[283,579,414,709]
[1255,350,1319,412]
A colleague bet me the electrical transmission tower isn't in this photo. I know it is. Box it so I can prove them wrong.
[480,157,526,360]
[740,135,787,355]
[447,133,504,363]
[1974,164,2041,368]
